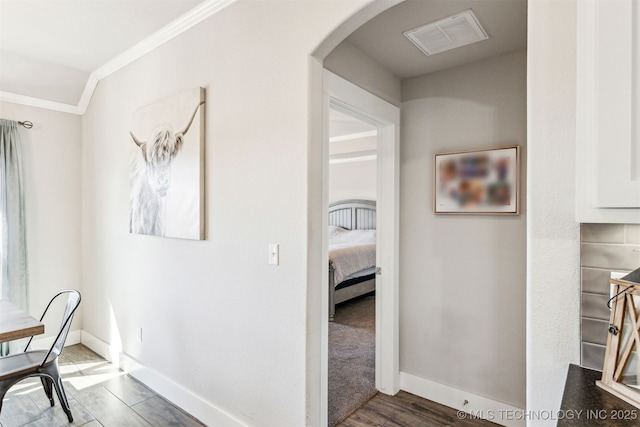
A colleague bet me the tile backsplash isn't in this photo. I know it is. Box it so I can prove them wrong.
[580,224,640,370]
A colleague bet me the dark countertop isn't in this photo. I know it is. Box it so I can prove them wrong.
[559,364,640,426]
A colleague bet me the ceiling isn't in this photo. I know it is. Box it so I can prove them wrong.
[0,0,211,112]
[345,0,527,79]
[0,0,526,114]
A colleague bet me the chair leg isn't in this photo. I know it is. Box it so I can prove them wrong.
[0,378,14,415]
[51,375,73,423]
[41,363,73,423]
[40,377,54,406]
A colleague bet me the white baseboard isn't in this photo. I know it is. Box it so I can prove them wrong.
[29,329,82,351]
[79,330,245,427]
[80,330,118,364]
[399,372,525,427]
[33,331,522,427]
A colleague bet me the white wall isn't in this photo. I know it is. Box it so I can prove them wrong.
[329,135,377,204]
[322,1,582,420]
[329,159,377,204]
[400,50,527,408]
[0,101,83,340]
[0,0,583,423]
[80,1,375,426]
[527,0,580,423]
[324,41,402,107]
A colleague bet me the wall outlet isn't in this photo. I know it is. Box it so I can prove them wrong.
[136,328,142,343]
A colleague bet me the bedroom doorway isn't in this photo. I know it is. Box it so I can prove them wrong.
[322,70,400,425]
[327,108,378,426]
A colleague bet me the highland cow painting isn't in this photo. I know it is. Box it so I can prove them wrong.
[129,87,205,239]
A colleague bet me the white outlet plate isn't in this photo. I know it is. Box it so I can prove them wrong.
[136,328,142,343]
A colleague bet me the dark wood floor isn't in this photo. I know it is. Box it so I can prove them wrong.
[3,344,502,427]
[339,391,501,427]
[0,345,204,427]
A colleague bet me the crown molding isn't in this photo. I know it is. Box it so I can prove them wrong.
[76,73,100,114]
[2,0,237,116]
[0,91,82,115]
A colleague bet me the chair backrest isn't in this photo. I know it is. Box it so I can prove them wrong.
[25,290,81,366]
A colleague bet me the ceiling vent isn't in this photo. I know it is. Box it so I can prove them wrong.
[403,9,489,56]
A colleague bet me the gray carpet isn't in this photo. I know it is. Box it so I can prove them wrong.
[328,294,376,427]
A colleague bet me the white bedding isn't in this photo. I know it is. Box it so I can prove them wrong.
[343,266,376,281]
[328,226,376,285]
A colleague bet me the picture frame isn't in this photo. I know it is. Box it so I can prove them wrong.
[434,145,520,215]
[129,87,205,239]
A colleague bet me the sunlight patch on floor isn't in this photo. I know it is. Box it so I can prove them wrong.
[8,362,127,395]
[5,381,41,396]
[65,370,125,390]
[62,360,105,373]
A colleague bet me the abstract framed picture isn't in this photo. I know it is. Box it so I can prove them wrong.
[434,145,520,215]
[129,87,205,239]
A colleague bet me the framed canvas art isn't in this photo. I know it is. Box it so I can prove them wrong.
[434,145,520,215]
[129,87,205,239]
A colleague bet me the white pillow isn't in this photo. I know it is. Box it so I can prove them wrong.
[328,226,376,245]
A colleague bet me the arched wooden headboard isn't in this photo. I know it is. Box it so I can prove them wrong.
[328,199,376,230]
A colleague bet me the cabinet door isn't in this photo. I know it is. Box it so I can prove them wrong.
[577,0,640,214]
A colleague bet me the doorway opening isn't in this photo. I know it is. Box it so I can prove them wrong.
[322,70,400,426]
[327,107,378,426]
[314,0,528,424]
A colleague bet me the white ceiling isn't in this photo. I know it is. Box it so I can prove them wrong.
[1,0,202,72]
[345,0,527,79]
[0,0,209,110]
[0,0,526,114]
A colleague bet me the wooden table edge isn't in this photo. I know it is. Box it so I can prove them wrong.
[1,324,44,343]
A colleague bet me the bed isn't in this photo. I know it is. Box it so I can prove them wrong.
[328,200,376,321]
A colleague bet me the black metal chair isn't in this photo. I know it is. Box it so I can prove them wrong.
[0,290,81,422]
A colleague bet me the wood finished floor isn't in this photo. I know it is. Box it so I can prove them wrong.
[339,391,501,427]
[0,345,205,427]
[2,344,501,427]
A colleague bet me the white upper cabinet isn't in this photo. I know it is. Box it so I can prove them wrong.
[576,0,640,223]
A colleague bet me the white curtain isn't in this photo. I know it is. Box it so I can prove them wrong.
[0,119,29,356]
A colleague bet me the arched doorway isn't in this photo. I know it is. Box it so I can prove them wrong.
[308,1,529,425]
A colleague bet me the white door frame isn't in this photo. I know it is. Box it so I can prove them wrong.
[322,70,400,401]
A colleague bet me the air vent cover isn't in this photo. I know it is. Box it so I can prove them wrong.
[403,9,488,56]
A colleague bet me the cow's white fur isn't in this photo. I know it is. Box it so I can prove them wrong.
[129,103,202,236]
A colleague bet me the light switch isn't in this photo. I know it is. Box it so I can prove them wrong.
[269,244,279,265]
